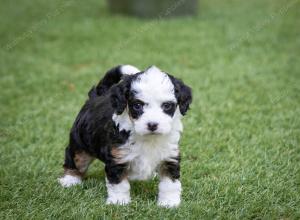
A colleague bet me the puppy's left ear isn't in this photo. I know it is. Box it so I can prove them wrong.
[171,77,192,115]
[110,76,132,115]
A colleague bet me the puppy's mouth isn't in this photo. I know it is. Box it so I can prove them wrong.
[144,130,165,136]
[147,131,160,135]
[135,131,163,137]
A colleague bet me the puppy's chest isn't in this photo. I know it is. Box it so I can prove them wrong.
[119,136,179,180]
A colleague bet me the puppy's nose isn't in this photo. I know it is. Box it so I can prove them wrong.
[147,122,158,132]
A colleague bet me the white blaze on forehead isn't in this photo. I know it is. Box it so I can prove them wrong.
[131,66,176,102]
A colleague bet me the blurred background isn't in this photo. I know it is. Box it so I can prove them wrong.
[1,0,299,219]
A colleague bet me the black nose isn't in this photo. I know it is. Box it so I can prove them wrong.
[147,122,158,132]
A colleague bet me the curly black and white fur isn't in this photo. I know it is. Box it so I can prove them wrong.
[58,65,192,207]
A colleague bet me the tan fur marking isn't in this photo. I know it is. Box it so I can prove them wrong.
[111,147,128,164]
[64,168,83,177]
[74,151,94,174]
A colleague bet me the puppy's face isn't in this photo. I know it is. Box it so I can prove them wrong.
[111,66,192,136]
[128,67,178,135]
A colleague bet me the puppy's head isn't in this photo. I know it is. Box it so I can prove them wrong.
[111,66,192,136]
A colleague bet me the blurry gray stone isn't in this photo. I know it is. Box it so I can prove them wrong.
[107,0,198,18]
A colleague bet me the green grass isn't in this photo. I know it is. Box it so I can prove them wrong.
[1,0,300,219]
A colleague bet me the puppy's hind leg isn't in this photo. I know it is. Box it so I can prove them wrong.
[58,146,94,187]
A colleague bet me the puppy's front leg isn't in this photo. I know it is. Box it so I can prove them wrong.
[158,157,181,208]
[105,163,130,205]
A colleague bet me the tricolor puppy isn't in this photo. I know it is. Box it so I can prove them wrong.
[58,65,192,207]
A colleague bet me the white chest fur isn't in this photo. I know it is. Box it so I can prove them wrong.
[113,109,183,180]
[125,132,180,180]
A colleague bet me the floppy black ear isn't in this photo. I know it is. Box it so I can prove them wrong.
[171,77,192,115]
[110,76,132,115]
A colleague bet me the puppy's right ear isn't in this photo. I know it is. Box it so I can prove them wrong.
[110,76,132,115]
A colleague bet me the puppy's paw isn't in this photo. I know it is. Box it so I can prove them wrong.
[106,195,131,205]
[106,178,131,205]
[58,175,82,187]
[158,177,181,208]
[158,197,180,208]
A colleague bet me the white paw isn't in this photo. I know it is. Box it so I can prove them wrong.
[106,178,131,205]
[158,197,181,208]
[58,175,82,187]
[158,177,181,208]
[106,195,131,205]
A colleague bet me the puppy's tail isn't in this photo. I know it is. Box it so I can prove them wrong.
[88,65,140,98]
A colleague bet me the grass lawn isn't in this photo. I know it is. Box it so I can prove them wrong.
[1,0,300,219]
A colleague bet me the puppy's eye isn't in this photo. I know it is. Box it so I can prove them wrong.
[132,103,143,111]
[162,102,175,111]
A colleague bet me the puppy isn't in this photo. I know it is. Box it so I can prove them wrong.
[58,65,192,207]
